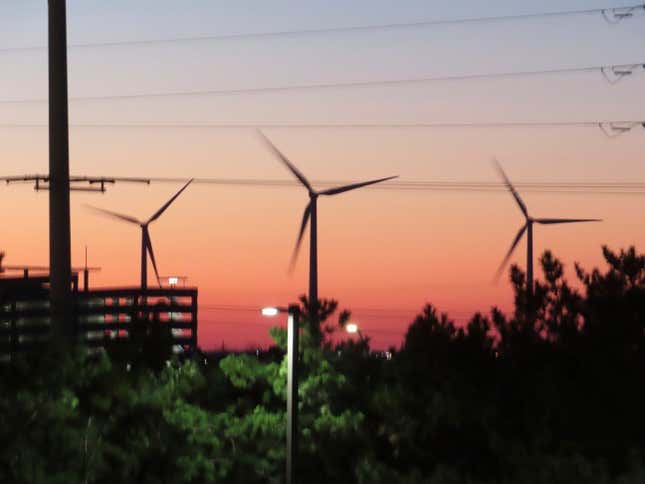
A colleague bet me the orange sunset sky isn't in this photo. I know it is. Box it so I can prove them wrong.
[0,1,644,349]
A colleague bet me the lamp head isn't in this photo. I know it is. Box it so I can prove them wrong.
[346,323,359,334]
[261,307,280,317]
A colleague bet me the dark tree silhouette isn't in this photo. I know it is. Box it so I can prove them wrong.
[0,246,643,483]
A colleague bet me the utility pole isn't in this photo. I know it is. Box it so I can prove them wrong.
[48,0,73,342]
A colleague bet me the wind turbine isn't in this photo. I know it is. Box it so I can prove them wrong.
[86,179,193,290]
[494,160,600,293]
[259,131,397,310]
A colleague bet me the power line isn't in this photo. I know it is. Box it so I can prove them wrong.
[121,178,645,195]
[198,311,409,336]
[1,3,643,53]
[200,319,407,337]
[5,175,645,195]
[0,120,643,130]
[1,63,642,104]
[199,304,476,315]
[0,121,642,140]
[207,326,412,337]
[198,308,475,335]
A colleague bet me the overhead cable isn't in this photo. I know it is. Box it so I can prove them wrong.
[0,121,642,137]
[4,175,645,195]
[0,63,643,105]
[0,3,642,53]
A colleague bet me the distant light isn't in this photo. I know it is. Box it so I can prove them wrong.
[168,277,179,286]
[346,323,359,334]
[261,307,280,317]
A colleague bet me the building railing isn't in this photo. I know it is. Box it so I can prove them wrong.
[0,287,198,357]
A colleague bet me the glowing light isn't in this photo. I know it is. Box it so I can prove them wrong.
[261,307,280,317]
[168,277,179,286]
[346,323,359,334]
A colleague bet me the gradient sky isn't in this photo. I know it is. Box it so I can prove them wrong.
[0,1,644,349]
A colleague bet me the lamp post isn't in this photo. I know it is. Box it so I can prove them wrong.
[261,304,300,484]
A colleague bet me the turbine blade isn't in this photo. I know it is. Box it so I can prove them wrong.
[84,205,141,225]
[257,130,313,192]
[148,179,194,223]
[289,202,311,272]
[492,159,528,217]
[494,224,527,281]
[319,175,399,196]
[144,228,161,287]
[535,218,602,224]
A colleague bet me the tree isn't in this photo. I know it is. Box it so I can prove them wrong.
[1,246,644,483]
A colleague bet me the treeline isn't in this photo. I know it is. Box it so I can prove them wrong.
[0,246,643,483]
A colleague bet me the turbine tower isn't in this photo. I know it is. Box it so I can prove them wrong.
[87,179,193,290]
[494,160,600,293]
[259,132,397,311]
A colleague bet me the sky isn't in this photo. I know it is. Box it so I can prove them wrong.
[0,0,644,349]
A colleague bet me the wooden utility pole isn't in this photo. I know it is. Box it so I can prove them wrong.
[48,0,73,341]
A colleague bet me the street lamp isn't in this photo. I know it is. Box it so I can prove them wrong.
[346,322,370,357]
[261,307,280,317]
[346,322,364,341]
[261,304,300,484]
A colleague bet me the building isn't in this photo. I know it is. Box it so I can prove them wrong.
[0,272,198,359]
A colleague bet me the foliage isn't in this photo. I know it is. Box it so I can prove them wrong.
[0,246,644,482]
